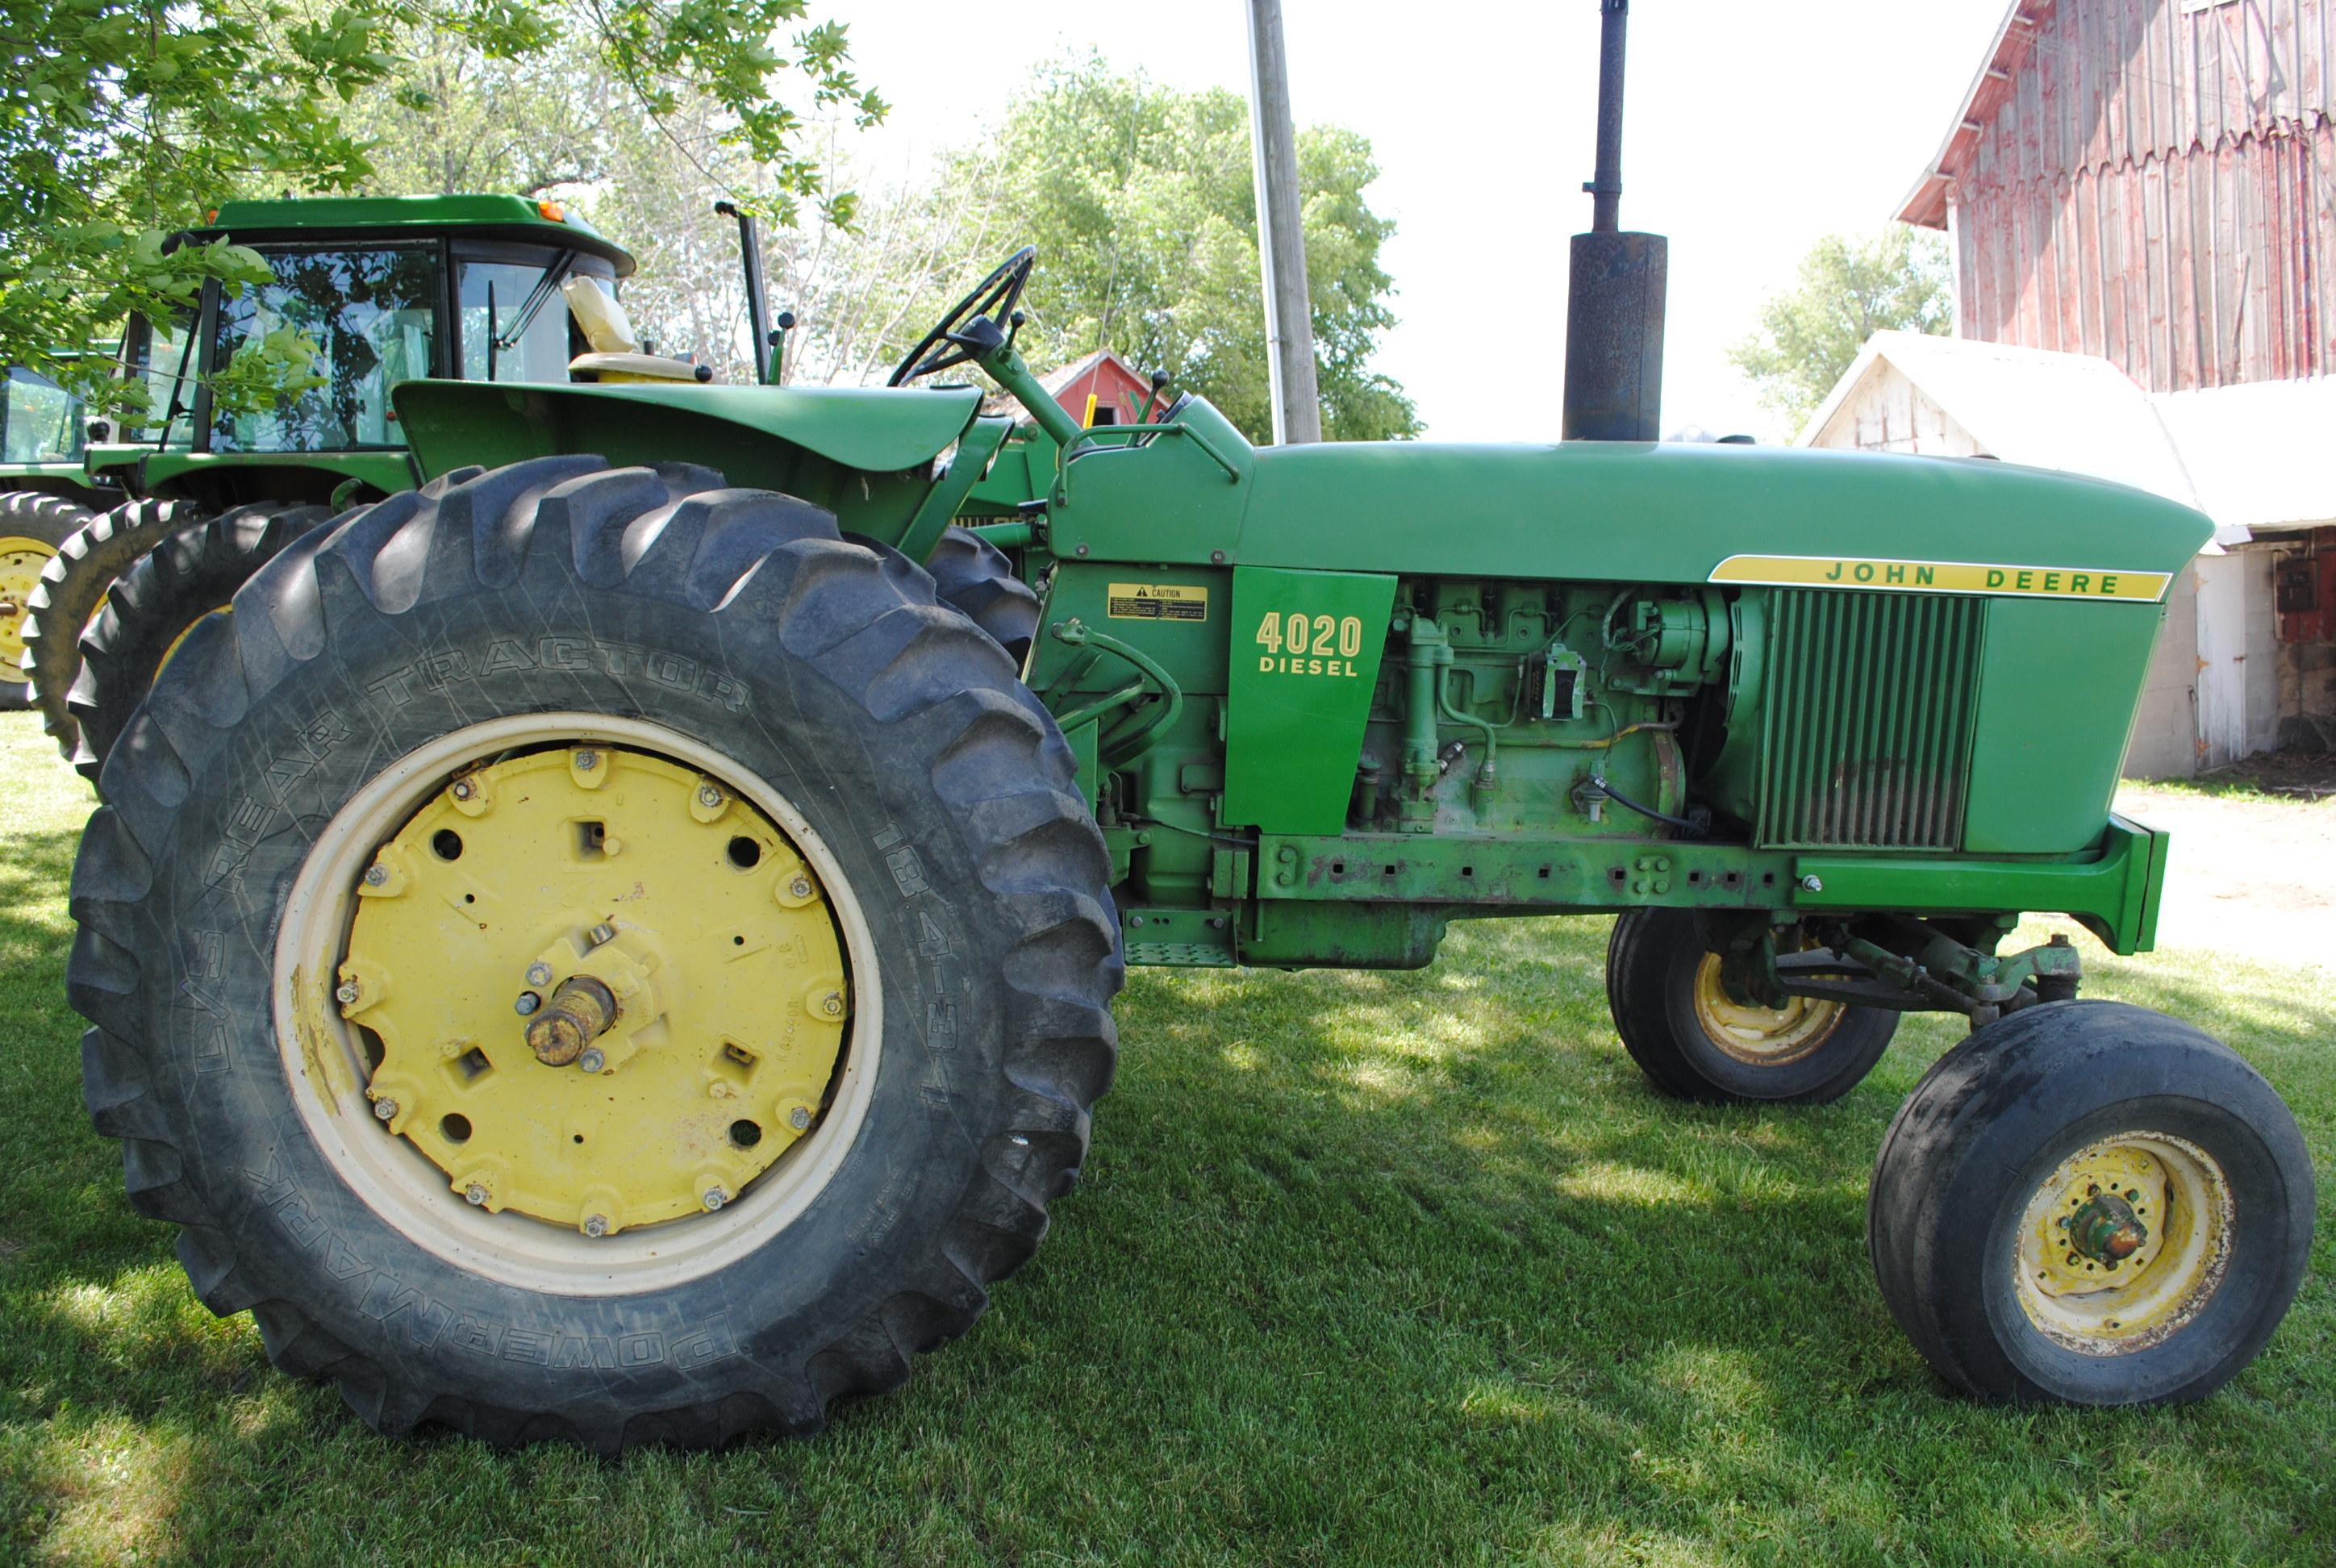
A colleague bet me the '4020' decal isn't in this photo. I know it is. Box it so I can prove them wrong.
[1254,611,1366,677]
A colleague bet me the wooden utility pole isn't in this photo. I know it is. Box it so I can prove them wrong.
[1244,0,1322,444]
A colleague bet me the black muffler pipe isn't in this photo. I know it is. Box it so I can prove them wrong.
[1562,0,1667,442]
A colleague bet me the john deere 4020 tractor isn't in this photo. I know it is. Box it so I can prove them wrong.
[67,28,2313,1450]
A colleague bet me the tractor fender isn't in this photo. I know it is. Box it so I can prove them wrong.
[390,380,983,544]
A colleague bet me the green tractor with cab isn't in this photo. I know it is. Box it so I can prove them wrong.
[14,194,702,779]
[0,355,121,710]
[65,18,2313,1452]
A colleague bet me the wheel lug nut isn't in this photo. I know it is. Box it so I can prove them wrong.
[577,1047,605,1074]
[526,962,553,986]
[697,783,724,808]
[575,749,599,771]
[789,876,812,900]
[515,991,540,1016]
[702,1186,728,1211]
[373,1097,398,1121]
[450,778,475,801]
[465,1182,489,1206]
[362,862,388,887]
[788,1105,812,1131]
[336,980,361,1006]
[582,1214,609,1238]
[820,991,845,1018]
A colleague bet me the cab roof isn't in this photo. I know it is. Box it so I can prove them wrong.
[190,194,635,277]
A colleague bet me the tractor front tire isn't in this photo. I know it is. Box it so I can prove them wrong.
[1606,907,1897,1103]
[1868,1001,2312,1404]
[68,501,331,787]
[0,491,95,711]
[924,525,1041,665]
[23,498,192,755]
[71,457,1120,1451]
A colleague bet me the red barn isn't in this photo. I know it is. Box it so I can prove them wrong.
[1897,0,2335,392]
[1808,0,2336,774]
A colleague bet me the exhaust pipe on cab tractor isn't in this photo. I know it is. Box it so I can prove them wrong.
[1561,0,1667,442]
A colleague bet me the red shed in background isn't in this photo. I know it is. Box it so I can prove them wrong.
[1012,349,1154,426]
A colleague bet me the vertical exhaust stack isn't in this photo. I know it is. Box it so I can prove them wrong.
[1562,0,1667,442]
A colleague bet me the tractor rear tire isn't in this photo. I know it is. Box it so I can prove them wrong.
[1606,907,1897,1103]
[22,498,192,756]
[68,501,332,788]
[1868,1000,2311,1404]
[924,525,1040,665]
[69,457,1120,1452]
[0,491,95,711]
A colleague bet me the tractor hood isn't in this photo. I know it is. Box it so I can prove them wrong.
[393,382,984,486]
[1224,439,2213,590]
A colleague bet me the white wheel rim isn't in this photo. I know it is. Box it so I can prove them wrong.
[272,712,883,1296]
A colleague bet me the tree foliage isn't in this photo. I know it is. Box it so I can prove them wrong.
[0,0,879,413]
[934,57,1419,443]
[1728,227,1953,433]
[500,55,1420,443]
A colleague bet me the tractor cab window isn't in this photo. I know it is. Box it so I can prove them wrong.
[457,253,585,384]
[211,246,440,452]
[0,367,86,465]
[127,315,197,448]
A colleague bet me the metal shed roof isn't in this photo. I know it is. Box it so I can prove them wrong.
[1801,330,2336,544]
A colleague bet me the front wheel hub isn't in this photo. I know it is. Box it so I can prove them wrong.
[2014,1133,2233,1351]
[342,744,850,1235]
[2068,1187,2149,1263]
[1690,949,1846,1065]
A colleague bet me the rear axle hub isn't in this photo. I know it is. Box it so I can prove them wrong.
[526,975,617,1066]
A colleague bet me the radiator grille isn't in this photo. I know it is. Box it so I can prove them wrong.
[1754,590,1986,850]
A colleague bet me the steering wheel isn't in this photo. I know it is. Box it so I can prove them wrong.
[887,246,1037,386]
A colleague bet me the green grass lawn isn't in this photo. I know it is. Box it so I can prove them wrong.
[0,707,2328,1565]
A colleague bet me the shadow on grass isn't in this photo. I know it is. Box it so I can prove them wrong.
[0,768,2329,1560]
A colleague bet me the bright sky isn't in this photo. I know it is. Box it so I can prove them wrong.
[838,0,2010,443]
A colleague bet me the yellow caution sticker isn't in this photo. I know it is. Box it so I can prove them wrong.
[1709,554,2172,602]
[1107,582,1209,622]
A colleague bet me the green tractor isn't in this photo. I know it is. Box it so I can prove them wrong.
[66,30,2312,1452]
[18,194,662,778]
[0,356,121,710]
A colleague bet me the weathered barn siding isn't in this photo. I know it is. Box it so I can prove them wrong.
[1906,0,2336,393]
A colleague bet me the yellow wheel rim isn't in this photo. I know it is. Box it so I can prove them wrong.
[341,743,849,1234]
[1690,951,1846,1065]
[0,535,60,666]
[274,713,882,1294]
[2014,1133,2232,1352]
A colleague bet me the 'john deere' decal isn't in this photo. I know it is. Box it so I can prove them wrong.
[1708,554,2172,603]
